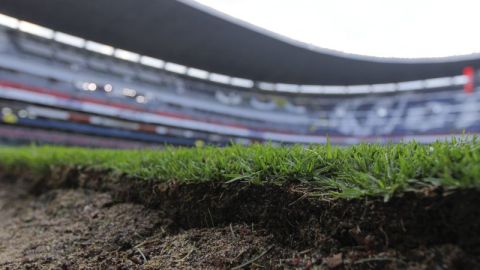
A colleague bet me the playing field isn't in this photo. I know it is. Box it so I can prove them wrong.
[0,140,479,268]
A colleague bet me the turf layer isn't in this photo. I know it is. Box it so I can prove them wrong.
[1,140,480,268]
[1,159,479,268]
[0,138,479,199]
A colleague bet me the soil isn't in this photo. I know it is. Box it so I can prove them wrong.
[0,166,479,269]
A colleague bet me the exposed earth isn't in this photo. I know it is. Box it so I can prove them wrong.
[0,167,479,269]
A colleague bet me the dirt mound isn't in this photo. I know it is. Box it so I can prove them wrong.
[0,166,479,269]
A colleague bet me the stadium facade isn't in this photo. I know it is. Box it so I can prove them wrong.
[0,0,479,147]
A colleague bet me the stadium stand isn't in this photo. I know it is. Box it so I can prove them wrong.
[0,15,478,147]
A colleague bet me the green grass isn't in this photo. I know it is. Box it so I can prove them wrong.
[0,137,479,200]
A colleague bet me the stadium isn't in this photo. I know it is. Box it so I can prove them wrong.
[0,0,479,269]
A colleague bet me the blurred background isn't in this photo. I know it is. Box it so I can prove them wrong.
[0,0,479,148]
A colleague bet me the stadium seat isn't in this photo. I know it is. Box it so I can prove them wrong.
[137,68,163,83]
[54,48,87,66]
[16,35,54,58]
[110,61,137,77]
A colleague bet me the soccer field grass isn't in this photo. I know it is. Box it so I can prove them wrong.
[0,138,479,199]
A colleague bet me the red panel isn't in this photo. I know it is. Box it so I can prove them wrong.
[463,66,475,94]
[138,124,157,133]
[69,113,91,123]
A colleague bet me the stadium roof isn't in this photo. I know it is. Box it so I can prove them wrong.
[1,0,480,85]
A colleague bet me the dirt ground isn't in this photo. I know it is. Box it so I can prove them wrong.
[0,168,479,269]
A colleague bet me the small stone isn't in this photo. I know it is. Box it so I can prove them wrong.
[324,253,343,269]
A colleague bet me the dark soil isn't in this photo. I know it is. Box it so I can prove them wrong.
[0,166,479,269]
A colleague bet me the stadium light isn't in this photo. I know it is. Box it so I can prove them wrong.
[0,13,19,29]
[114,49,140,62]
[104,84,113,92]
[54,32,85,48]
[371,83,396,92]
[452,75,468,85]
[323,86,347,94]
[18,21,54,39]
[397,80,423,91]
[85,41,114,55]
[347,85,371,94]
[209,73,230,84]
[187,68,209,79]
[424,77,452,89]
[165,62,187,74]
[135,95,146,103]
[299,85,323,94]
[122,88,137,97]
[140,56,165,69]
[258,82,275,91]
[275,83,300,92]
[82,82,97,91]
[230,77,254,88]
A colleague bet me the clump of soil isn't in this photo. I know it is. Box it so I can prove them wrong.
[0,166,479,269]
